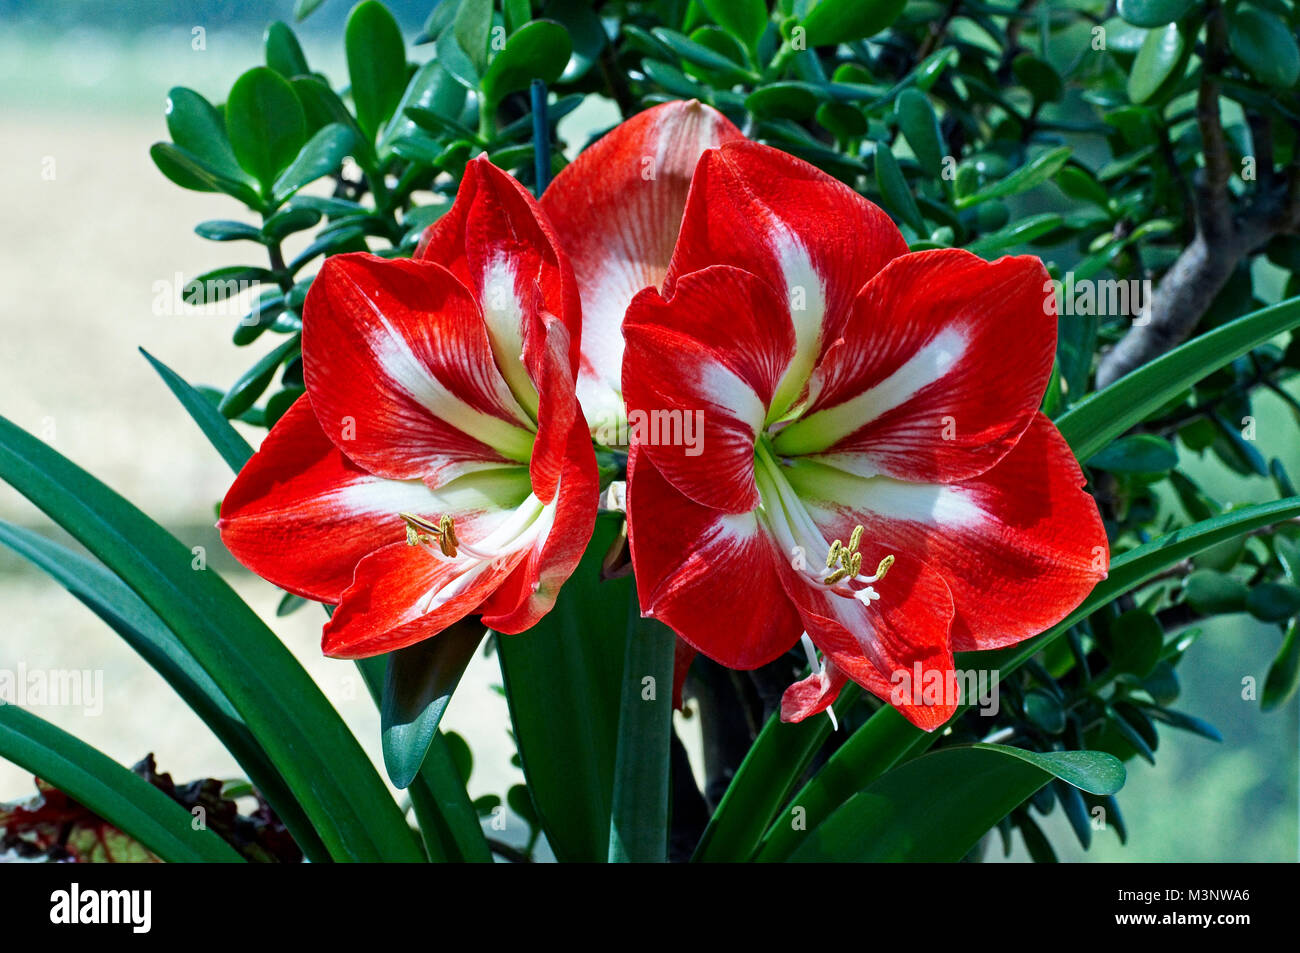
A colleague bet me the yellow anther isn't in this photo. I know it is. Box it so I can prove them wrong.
[824,525,869,585]
[400,512,459,557]
[824,566,851,585]
[440,514,458,547]
[875,554,895,580]
[437,514,458,557]
[825,539,842,569]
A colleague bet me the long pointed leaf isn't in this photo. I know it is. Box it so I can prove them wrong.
[0,414,421,861]
[496,512,631,862]
[786,744,1123,862]
[1057,295,1300,460]
[0,520,330,862]
[0,705,245,863]
[381,619,483,789]
[690,684,861,863]
[141,348,254,471]
[144,350,489,859]
[607,608,676,863]
[356,656,492,862]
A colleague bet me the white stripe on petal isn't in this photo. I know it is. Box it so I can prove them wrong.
[334,475,444,516]
[480,255,541,419]
[696,358,767,434]
[775,327,967,456]
[785,457,985,529]
[768,228,827,421]
[372,327,535,461]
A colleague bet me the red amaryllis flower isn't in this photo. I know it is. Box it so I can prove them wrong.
[540,99,742,435]
[218,156,597,658]
[622,141,1108,730]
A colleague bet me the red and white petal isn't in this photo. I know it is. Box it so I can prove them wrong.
[787,414,1108,653]
[322,541,527,658]
[527,307,580,504]
[218,396,437,603]
[664,140,907,419]
[539,100,743,431]
[479,418,599,633]
[417,156,581,413]
[781,658,847,723]
[303,253,536,486]
[626,448,803,670]
[774,250,1055,485]
[777,547,958,731]
[622,266,795,513]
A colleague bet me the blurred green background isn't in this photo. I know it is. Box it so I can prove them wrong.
[0,0,1294,862]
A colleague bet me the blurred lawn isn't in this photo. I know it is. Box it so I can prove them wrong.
[0,5,1295,862]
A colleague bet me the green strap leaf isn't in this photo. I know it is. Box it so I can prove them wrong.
[691,684,861,863]
[140,349,254,472]
[0,705,246,863]
[607,609,676,863]
[0,519,330,863]
[0,413,422,862]
[148,360,485,862]
[786,745,1123,862]
[496,512,632,861]
[355,656,491,863]
[1057,296,1300,461]
[380,620,484,790]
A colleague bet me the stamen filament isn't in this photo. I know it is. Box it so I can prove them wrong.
[753,441,895,604]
